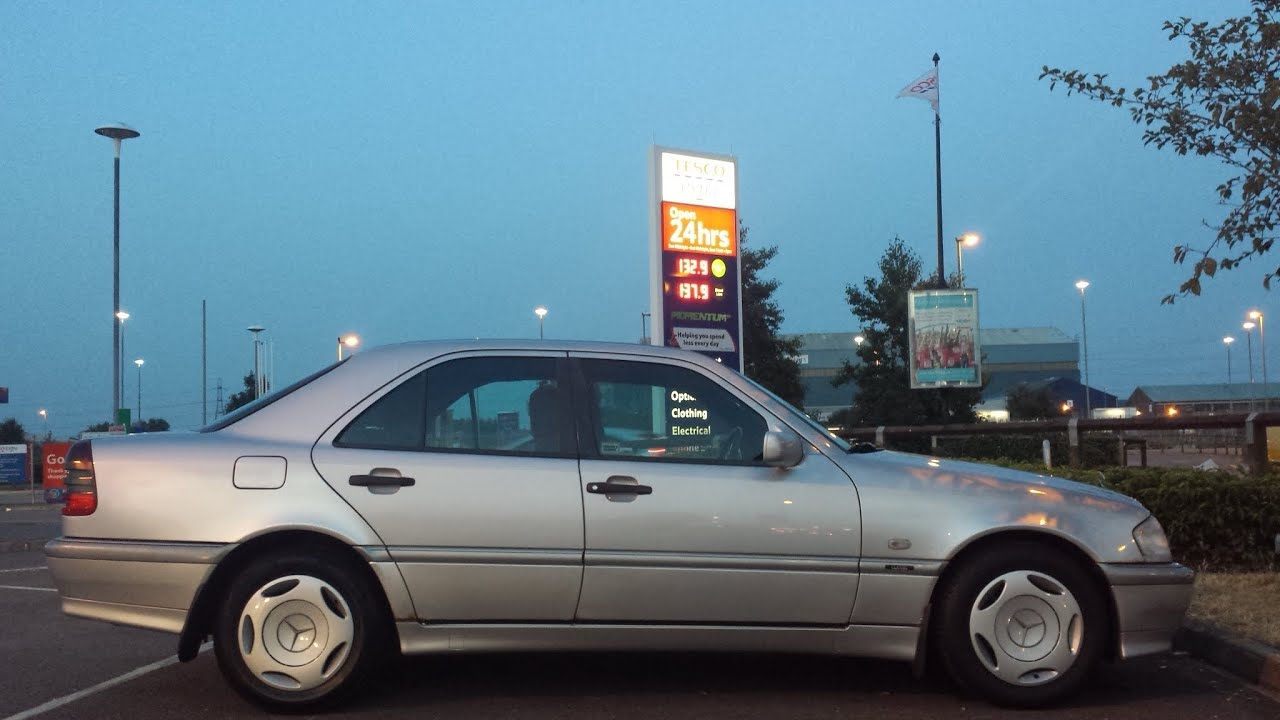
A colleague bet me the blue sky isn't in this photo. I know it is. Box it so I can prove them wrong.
[0,0,1263,436]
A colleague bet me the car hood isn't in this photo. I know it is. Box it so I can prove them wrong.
[837,450,1145,512]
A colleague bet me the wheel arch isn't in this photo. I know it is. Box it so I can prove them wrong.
[177,529,396,662]
[927,529,1119,662]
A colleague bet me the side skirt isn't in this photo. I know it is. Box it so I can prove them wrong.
[397,622,919,662]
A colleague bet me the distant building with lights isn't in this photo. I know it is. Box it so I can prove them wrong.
[794,327,1108,420]
[1126,384,1280,417]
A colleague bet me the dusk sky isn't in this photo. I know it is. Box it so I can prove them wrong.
[1,0,1262,437]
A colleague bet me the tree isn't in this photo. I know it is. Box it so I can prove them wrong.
[134,418,171,432]
[1006,383,1058,421]
[832,237,981,426]
[222,373,262,414]
[739,223,805,407]
[83,422,110,433]
[0,418,25,443]
[1041,1,1280,303]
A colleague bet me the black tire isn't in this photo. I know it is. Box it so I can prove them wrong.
[213,550,390,712]
[933,541,1108,707]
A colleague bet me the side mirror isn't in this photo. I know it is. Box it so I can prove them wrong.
[762,429,804,468]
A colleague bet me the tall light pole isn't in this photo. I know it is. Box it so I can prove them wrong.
[248,326,266,398]
[96,123,140,422]
[134,358,144,423]
[38,409,48,440]
[1075,280,1091,417]
[116,310,130,405]
[1224,336,1235,384]
[955,232,980,287]
[534,307,548,339]
[1244,321,1257,410]
[338,333,360,361]
[1249,310,1267,409]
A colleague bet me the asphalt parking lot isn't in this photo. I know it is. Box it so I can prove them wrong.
[3,506,1279,719]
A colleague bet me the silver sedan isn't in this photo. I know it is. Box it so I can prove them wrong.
[45,340,1193,711]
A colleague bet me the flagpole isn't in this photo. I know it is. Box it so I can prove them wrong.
[932,52,945,289]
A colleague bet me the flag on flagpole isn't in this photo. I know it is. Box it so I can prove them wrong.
[897,68,939,113]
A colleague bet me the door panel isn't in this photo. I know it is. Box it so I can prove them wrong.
[571,354,862,625]
[312,352,584,622]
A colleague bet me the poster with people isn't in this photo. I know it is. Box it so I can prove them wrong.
[908,289,981,388]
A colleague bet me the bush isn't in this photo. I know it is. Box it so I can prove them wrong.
[983,461,1280,572]
[885,432,1118,467]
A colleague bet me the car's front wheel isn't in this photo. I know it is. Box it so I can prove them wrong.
[213,551,388,712]
[934,542,1108,707]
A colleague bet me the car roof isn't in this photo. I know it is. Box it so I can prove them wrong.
[354,339,725,368]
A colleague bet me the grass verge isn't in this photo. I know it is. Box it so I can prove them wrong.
[1189,572,1280,648]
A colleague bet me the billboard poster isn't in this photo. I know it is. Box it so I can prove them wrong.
[0,443,28,485]
[42,441,72,503]
[908,289,982,389]
[650,147,743,371]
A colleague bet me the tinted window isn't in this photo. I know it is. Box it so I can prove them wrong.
[335,372,427,450]
[337,355,567,456]
[581,359,766,464]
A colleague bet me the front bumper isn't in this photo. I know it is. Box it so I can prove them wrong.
[1101,562,1196,659]
[44,538,228,634]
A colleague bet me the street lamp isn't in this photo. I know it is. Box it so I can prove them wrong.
[534,306,548,339]
[1224,336,1235,384]
[38,409,48,439]
[1244,321,1257,410]
[338,333,360,361]
[955,232,980,286]
[96,122,140,422]
[134,358,144,423]
[1075,280,1091,417]
[247,326,266,398]
[1249,310,1267,409]
[115,310,130,404]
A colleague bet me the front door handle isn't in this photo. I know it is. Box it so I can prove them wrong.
[350,471,416,487]
[586,476,652,495]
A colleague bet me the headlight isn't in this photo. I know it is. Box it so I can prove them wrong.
[1132,515,1172,562]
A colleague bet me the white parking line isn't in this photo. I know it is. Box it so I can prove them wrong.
[2,643,212,720]
[0,585,56,593]
[0,566,46,573]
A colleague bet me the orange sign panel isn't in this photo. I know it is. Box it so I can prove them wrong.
[661,202,737,257]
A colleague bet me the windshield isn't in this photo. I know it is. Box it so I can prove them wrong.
[201,361,343,432]
[740,376,852,452]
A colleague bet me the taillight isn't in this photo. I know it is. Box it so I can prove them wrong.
[63,440,97,516]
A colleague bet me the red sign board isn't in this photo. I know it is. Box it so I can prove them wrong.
[42,441,72,490]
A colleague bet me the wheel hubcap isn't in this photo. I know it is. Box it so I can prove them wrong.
[968,570,1083,686]
[237,575,355,691]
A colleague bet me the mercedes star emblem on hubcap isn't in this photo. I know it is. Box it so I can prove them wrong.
[1008,608,1047,648]
[278,614,317,653]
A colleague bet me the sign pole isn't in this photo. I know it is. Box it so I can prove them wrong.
[932,53,945,289]
[28,442,34,504]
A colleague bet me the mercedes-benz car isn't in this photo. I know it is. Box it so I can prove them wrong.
[46,340,1192,711]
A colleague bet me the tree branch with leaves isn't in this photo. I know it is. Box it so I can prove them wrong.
[1041,0,1280,302]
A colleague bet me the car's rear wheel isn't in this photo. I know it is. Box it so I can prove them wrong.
[934,542,1107,707]
[213,551,387,712]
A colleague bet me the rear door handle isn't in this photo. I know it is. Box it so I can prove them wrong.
[350,472,416,488]
[586,477,652,495]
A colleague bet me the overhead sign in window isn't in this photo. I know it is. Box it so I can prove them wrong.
[650,147,742,371]
[907,289,982,389]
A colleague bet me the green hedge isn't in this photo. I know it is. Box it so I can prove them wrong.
[980,461,1280,571]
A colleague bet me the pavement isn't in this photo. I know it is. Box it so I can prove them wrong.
[5,485,1278,699]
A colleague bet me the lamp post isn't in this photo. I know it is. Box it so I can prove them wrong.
[247,326,266,398]
[955,232,980,287]
[38,409,48,440]
[96,123,140,422]
[1244,321,1257,411]
[1249,310,1267,409]
[1224,336,1235,384]
[338,333,360,361]
[1075,280,1091,417]
[134,358,144,424]
[115,311,129,405]
[534,307,548,339]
